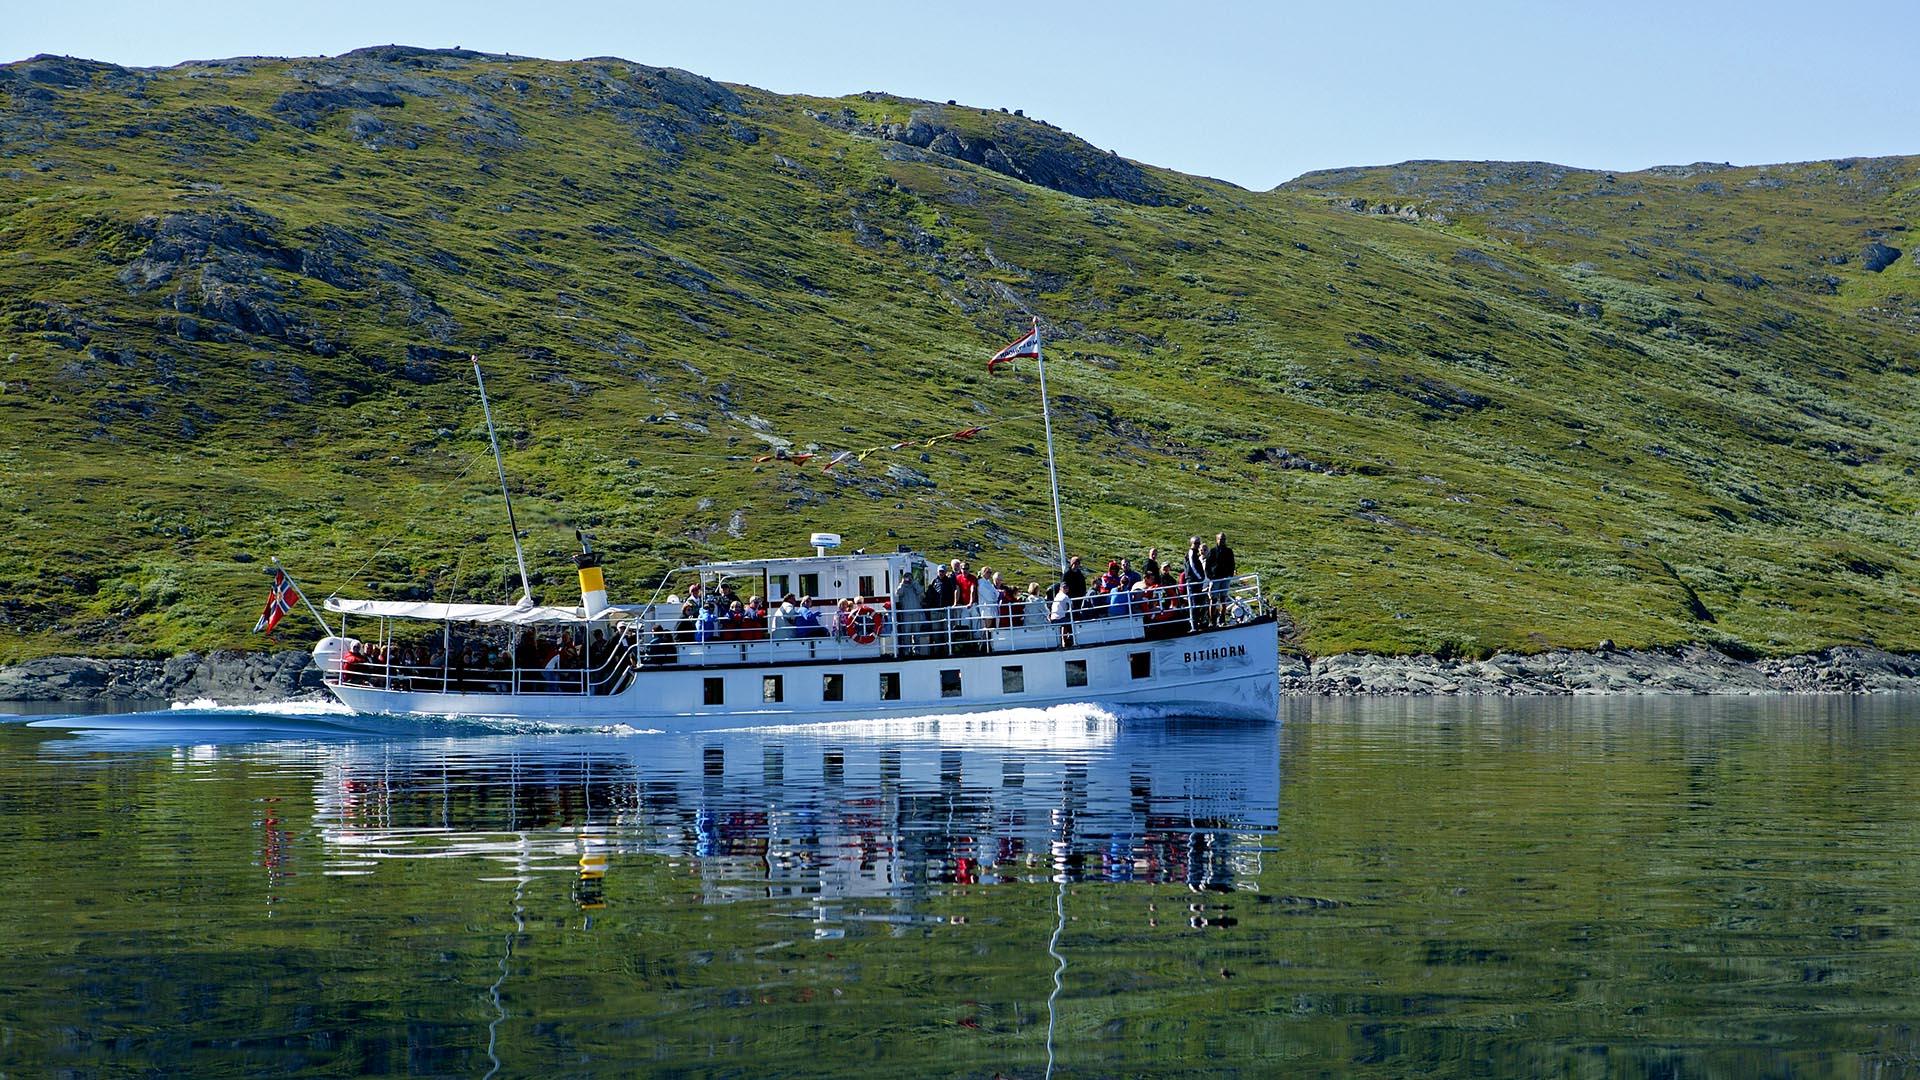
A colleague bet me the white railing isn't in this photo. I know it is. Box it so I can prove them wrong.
[895,573,1264,657]
[329,633,645,697]
[327,574,1265,697]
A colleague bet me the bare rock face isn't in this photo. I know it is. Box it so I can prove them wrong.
[0,650,322,705]
[1861,242,1903,273]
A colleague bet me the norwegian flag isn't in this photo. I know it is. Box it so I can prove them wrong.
[252,568,301,634]
[988,321,1040,373]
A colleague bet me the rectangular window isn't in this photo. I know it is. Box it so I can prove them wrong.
[940,669,963,698]
[763,675,783,703]
[1130,652,1152,680]
[799,573,820,598]
[1002,665,1024,694]
[858,574,876,598]
[822,673,844,702]
[703,677,725,706]
[1065,659,1088,688]
[879,672,901,701]
[768,574,790,599]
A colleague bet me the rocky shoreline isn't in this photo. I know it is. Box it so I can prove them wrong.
[1279,644,1920,696]
[0,650,325,707]
[3,644,1920,708]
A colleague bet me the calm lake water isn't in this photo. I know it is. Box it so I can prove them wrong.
[3,695,1919,1077]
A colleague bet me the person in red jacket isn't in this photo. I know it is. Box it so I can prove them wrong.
[953,560,976,606]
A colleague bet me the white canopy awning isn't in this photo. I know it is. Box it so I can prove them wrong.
[323,597,627,625]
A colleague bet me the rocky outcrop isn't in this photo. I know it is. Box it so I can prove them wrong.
[1277,644,1920,696]
[0,650,322,705]
[1861,242,1903,273]
[809,100,1171,206]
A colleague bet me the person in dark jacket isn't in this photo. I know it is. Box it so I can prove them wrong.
[926,565,955,608]
[1061,555,1088,613]
[923,565,957,652]
[1205,532,1237,622]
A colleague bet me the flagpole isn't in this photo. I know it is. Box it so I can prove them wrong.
[473,357,534,605]
[1031,317,1070,573]
[271,556,335,637]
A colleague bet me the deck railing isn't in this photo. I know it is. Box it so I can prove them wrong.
[327,574,1265,698]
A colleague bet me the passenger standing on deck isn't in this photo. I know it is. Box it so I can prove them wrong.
[1062,555,1087,606]
[1142,547,1161,583]
[1206,532,1237,623]
[924,565,956,652]
[1184,537,1208,626]
[976,567,1000,633]
[954,560,976,606]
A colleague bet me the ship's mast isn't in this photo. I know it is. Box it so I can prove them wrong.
[1031,317,1070,573]
[472,357,533,605]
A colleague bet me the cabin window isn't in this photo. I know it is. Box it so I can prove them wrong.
[799,573,821,598]
[1002,665,1024,694]
[940,669,963,698]
[822,673,844,702]
[763,675,783,703]
[880,672,901,701]
[703,677,725,706]
[768,574,790,599]
[1065,659,1088,688]
[858,575,876,598]
[1130,652,1152,680]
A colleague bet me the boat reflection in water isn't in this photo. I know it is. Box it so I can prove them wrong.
[312,706,1280,917]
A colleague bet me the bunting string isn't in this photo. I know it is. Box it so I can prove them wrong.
[752,413,1040,472]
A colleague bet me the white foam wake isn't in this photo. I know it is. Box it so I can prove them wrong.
[170,697,354,716]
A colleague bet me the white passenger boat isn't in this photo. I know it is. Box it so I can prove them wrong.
[303,351,1279,727]
[316,542,1279,726]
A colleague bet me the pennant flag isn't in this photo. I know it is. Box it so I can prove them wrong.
[252,568,301,634]
[754,450,815,466]
[821,450,855,472]
[988,322,1040,373]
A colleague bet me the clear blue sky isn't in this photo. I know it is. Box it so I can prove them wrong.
[9,0,1917,189]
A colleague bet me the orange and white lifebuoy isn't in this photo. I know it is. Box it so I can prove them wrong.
[849,604,885,645]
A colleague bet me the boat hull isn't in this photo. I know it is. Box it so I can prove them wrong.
[325,618,1280,728]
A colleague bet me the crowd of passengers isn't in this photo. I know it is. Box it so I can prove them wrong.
[641,531,1242,652]
[336,532,1241,690]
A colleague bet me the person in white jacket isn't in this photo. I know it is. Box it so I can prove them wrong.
[975,567,1000,636]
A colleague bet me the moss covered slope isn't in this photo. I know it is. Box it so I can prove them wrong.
[1,48,1916,660]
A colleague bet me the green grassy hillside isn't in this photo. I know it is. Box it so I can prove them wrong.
[1,47,1916,661]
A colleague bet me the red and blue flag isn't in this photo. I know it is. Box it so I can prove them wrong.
[988,322,1041,373]
[252,568,301,634]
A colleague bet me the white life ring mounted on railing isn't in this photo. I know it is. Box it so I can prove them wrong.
[849,604,884,645]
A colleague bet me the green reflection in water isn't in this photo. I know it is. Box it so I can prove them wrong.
[1,696,1918,1077]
